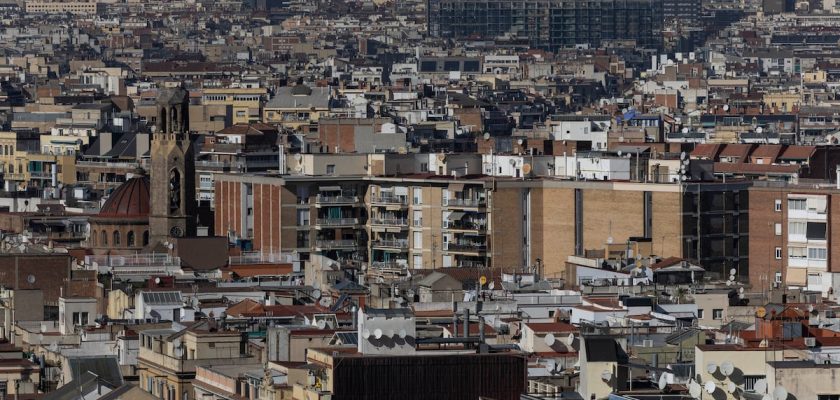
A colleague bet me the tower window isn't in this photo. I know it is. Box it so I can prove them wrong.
[113,231,120,246]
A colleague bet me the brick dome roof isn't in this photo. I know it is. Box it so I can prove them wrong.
[98,176,150,217]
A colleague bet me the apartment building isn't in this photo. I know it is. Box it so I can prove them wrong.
[137,323,253,400]
[201,88,266,125]
[749,181,840,292]
[24,0,104,14]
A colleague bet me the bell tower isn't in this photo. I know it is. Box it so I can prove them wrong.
[149,85,196,245]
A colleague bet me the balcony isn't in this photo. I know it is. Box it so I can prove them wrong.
[370,261,408,270]
[370,195,408,207]
[371,239,409,250]
[369,217,408,228]
[444,198,486,208]
[443,220,487,232]
[315,240,358,250]
[315,194,360,206]
[315,218,359,228]
[445,242,487,254]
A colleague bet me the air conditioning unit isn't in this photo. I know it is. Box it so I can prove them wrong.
[805,337,816,347]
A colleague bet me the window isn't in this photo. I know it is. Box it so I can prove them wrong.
[789,221,806,236]
[326,164,335,175]
[789,247,807,259]
[775,199,782,211]
[143,231,149,246]
[775,247,782,259]
[809,248,828,260]
[209,342,215,348]
[697,309,704,319]
[818,395,840,400]
[712,309,723,320]
[127,231,135,247]
[743,375,766,392]
[101,231,108,246]
[113,231,120,246]
[807,222,827,240]
[775,223,782,236]
[788,198,806,210]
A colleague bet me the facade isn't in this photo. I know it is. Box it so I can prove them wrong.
[201,88,266,126]
[749,181,840,291]
[428,0,664,51]
[24,0,104,14]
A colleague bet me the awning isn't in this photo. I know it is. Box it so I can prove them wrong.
[448,183,464,192]
[447,211,466,221]
[319,186,341,192]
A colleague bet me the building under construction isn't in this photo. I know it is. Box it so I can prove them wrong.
[427,0,665,50]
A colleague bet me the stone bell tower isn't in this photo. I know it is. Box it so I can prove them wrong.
[149,85,196,245]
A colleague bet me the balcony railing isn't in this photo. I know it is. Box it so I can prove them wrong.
[445,242,487,252]
[315,195,359,204]
[315,240,358,249]
[370,195,408,205]
[369,218,408,227]
[443,221,487,232]
[315,218,359,226]
[445,198,486,207]
[370,261,408,269]
[371,239,409,249]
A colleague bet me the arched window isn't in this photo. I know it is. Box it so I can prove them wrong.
[143,231,150,246]
[113,231,120,246]
[91,230,97,246]
[159,108,167,133]
[101,231,107,246]
[127,231,135,247]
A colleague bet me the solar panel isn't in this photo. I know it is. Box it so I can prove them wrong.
[335,332,358,345]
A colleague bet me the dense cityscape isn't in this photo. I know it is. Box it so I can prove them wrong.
[0,0,837,399]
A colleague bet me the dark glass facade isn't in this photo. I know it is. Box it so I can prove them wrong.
[428,0,664,51]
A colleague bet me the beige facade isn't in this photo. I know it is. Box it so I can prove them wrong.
[25,1,104,14]
[201,88,266,125]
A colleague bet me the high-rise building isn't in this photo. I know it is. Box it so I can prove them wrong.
[427,0,664,51]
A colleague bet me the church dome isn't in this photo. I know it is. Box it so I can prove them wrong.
[98,176,151,217]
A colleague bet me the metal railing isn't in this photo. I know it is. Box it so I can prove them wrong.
[315,218,359,226]
[445,242,487,252]
[445,198,486,207]
[370,195,408,205]
[369,218,408,226]
[315,240,358,249]
[315,195,359,204]
[371,239,409,249]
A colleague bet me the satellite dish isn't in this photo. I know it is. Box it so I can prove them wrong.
[754,379,768,394]
[723,104,730,111]
[727,381,737,393]
[517,138,524,145]
[730,268,737,275]
[317,319,326,329]
[617,150,623,157]
[362,329,371,339]
[483,132,490,140]
[680,151,687,160]
[509,159,517,166]
[774,386,788,400]
[706,362,718,374]
[27,274,35,284]
[566,333,575,345]
[658,374,667,390]
[682,127,689,134]
[721,361,734,376]
[544,333,556,346]
[522,163,532,175]
[319,297,332,308]
[689,381,702,399]
[374,328,383,339]
[726,280,732,286]
[705,381,716,394]
[756,127,764,134]
[739,287,745,294]
[294,153,302,161]
[155,277,161,284]
[601,370,613,381]
[312,289,322,299]
[756,307,767,318]
[488,282,495,290]
[398,329,407,339]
